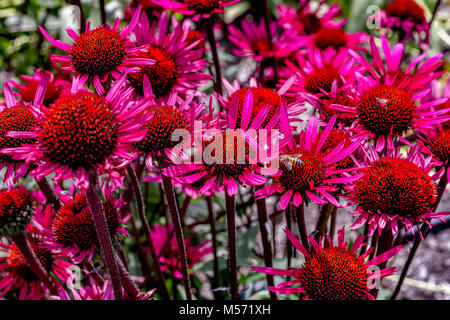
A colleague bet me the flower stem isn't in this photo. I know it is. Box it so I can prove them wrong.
[126,165,171,300]
[205,19,223,95]
[255,187,277,300]
[285,203,293,279]
[12,232,59,296]
[161,174,193,300]
[294,202,309,252]
[206,196,221,299]
[114,252,141,299]
[35,177,62,212]
[390,167,448,300]
[86,170,123,300]
[99,0,106,25]
[261,0,278,83]
[225,193,239,300]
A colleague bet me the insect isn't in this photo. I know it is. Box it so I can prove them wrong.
[280,154,304,171]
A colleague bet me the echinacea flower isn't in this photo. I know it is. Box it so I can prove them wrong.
[253,227,402,300]
[6,69,71,107]
[0,79,48,189]
[1,76,151,190]
[347,144,448,237]
[133,88,205,171]
[379,0,430,47]
[130,11,210,101]
[149,0,242,21]
[38,6,154,95]
[228,19,305,62]
[0,186,33,236]
[306,26,368,52]
[349,36,445,94]
[277,1,345,35]
[216,76,305,128]
[0,228,71,300]
[41,185,128,263]
[163,85,278,196]
[281,48,364,105]
[255,115,364,210]
[150,223,212,279]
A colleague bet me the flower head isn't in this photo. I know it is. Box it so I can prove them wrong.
[131,11,210,101]
[253,227,402,300]
[42,186,128,263]
[348,145,447,237]
[255,115,364,209]
[0,230,71,300]
[39,6,153,95]
[2,76,151,190]
[150,0,242,21]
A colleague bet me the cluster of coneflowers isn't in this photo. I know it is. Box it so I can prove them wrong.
[0,0,448,300]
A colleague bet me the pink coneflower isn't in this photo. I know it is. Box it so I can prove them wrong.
[1,76,151,190]
[277,1,345,35]
[150,224,212,279]
[255,115,364,209]
[379,0,429,47]
[149,0,241,21]
[130,11,210,101]
[216,76,305,128]
[0,228,71,300]
[41,186,128,264]
[349,36,445,94]
[228,19,305,62]
[304,27,368,52]
[38,6,153,95]
[347,145,448,237]
[253,227,402,300]
[0,82,40,189]
[162,86,277,196]
[133,89,205,171]
[6,69,71,107]
[281,48,363,105]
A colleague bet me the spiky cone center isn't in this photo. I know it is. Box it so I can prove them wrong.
[321,91,357,125]
[135,104,189,155]
[314,27,347,49]
[40,92,119,170]
[187,0,221,13]
[128,44,178,98]
[316,129,354,170]
[277,149,326,193]
[386,0,426,24]
[430,129,450,164]
[0,105,38,164]
[20,80,59,106]
[70,27,126,76]
[357,84,415,136]
[0,189,32,236]
[204,131,251,178]
[229,87,282,127]
[8,237,53,282]
[305,68,342,95]
[298,13,322,34]
[52,194,120,251]
[353,158,437,218]
[299,246,369,300]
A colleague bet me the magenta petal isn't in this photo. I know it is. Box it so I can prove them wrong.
[279,190,293,210]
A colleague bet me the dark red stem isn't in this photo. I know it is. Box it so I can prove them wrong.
[86,170,123,300]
